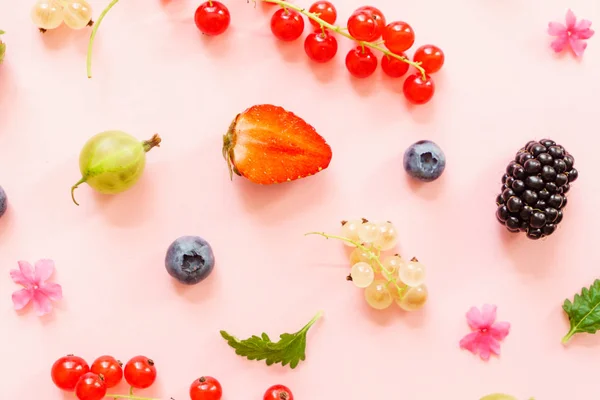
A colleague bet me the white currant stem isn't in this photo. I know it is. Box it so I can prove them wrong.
[259,0,427,80]
[305,232,407,298]
[86,0,120,78]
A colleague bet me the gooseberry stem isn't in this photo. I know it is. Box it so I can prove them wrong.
[70,177,86,206]
[87,0,120,78]
[305,232,407,299]
[143,134,162,152]
[258,0,427,80]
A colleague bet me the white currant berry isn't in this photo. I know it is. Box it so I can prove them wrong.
[340,219,362,247]
[382,255,405,277]
[31,0,64,31]
[364,279,393,310]
[398,258,426,287]
[63,0,92,30]
[350,262,375,288]
[373,221,399,250]
[357,220,379,243]
[349,246,377,268]
[397,284,428,311]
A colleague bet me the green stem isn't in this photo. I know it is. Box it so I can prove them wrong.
[70,177,87,206]
[86,0,120,78]
[561,329,576,344]
[305,232,406,298]
[260,0,427,80]
[106,395,160,400]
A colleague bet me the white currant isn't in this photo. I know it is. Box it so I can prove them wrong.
[398,258,426,287]
[364,279,393,310]
[397,284,428,311]
[373,221,399,250]
[63,0,93,30]
[357,220,379,243]
[31,0,64,31]
[340,219,362,247]
[350,262,375,288]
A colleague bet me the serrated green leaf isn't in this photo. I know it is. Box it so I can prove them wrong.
[562,279,600,343]
[220,311,323,369]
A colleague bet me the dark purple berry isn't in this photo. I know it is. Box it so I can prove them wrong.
[531,144,546,156]
[545,207,559,223]
[547,194,564,209]
[548,145,565,159]
[541,165,557,182]
[529,212,547,229]
[538,189,550,200]
[522,190,538,205]
[525,176,544,190]
[553,159,567,173]
[507,196,523,213]
[524,159,542,174]
[517,153,534,165]
[568,168,578,182]
[540,139,555,148]
[542,224,557,235]
[520,205,533,220]
[501,188,516,202]
[511,180,525,193]
[506,216,520,230]
[496,205,509,222]
[564,154,574,170]
[527,228,542,240]
[545,182,558,193]
[555,174,568,187]
[538,153,553,166]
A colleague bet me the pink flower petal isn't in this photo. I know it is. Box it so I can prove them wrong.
[550,36,569,53]
[466,307,484,330]
[39,282,63,301]
[34,259,55,284]
[10,269,31,287]
[490,321,511,340]
[565,9,577,30]
[569,37,588,56]
[12,288,33,310]
[17,261,35,283]
[480,304,497,326]
[459,332,480,353]
[575,19,592,32]
[32,291,53,316]
[548,22,567,36]
[487,336,501,355]
[574,28,595,40]
[479,346,491,361]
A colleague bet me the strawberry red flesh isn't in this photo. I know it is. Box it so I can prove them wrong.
[223,104,332,185]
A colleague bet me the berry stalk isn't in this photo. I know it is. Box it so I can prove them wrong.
[86,0,120,78]
[305,232,407,298]
[106,395,160,400]
[259,0,427,80]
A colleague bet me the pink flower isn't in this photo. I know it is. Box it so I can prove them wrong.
[10,259,62,316]
[459,304,510,361]
[548,9,595,57]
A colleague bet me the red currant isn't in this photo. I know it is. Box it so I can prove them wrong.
[270,8,305,42]
[123,356,157,389]
[355,6,386,32]
[413,44,444,74]
[189,376,223,400]
[90,356,123,389]
[264,384,294,400]
[381,54,409,78]
[403,74,435,105]
[304,31,338,63]
[75,373,106,400]
[345,46,378,78]
[347,6,385,42]
[51,355,90,391]
[194,1,230,36]
[308,1,337,28]
[383,21,415,54]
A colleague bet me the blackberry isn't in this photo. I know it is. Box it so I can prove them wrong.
[496,140,577,240]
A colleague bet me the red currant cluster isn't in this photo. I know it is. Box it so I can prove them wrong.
[51,354,293,400]
[193,0,445,105]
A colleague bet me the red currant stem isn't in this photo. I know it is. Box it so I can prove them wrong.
[305,232,406,298]
[86,0,120,78]
[106,395,161,400]
[129,386,134,395]
[261,0,427,80]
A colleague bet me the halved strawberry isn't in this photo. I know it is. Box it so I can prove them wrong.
[222,104,333,185]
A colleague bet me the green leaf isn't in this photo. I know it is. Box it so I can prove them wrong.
[562,279,600,343]
[220,311,323,369]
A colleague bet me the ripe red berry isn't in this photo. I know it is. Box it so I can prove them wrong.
[189,376,223,400]
[413,44,445,74]
[123,356,157,389]
[355,6,386,32]
[308,1,337,28]
[194,1,231,36]
[304,31,338,63]
[75,373,106,400]
[381,54,409,78]
[383,21,415,54]
[270,8,305,41]
[51,355,90,391]
[403,74,435,104]
[90,356,123,389]
[347,7,386,43]
[345,46,378,78]
[264,384,294,400]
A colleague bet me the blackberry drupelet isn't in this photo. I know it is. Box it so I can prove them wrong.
[496,139,577,240]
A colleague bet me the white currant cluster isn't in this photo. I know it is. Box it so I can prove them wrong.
[31,0,93,32]
[313,218,428,312]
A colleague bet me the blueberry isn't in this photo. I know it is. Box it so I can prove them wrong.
[0,186,6,218]
[403,140,446,182]
[165,236,215,285]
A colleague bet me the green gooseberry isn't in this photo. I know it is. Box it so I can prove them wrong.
[71,130,161,205]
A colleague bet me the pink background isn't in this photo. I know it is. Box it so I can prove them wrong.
[1,0,599,398]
